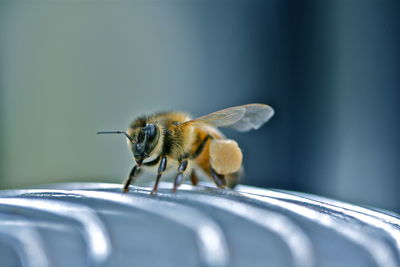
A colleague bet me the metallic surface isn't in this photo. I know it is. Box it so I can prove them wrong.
[0,182,399,267]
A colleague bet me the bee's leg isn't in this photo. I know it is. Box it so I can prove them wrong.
[151,155,167,195]
[172,159,189,192]
[210,167,227,188]
[190,170,199,186]
[190,135,212,159]
[123,165,141,193]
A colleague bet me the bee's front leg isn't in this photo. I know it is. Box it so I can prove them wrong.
[151,155,167,195]
[123,165,141,193]
[172,159,189,192]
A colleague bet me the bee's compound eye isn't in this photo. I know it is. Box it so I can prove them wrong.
[137,130,145,143]
[146,124,158,142]
[134,142,145,158]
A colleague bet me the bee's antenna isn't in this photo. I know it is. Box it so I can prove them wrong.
[97,131,133,143]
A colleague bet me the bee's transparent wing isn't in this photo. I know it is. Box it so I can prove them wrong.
[184,104,274,132]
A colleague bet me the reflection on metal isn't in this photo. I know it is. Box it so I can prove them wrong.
[63,190,230,267]
[0,189,229,267]
[132,188,314,267]
[243,188,400,262]
[0,214,51,267]
[237,191,398,267]
[0,182,399,267]
[0,198,112,267]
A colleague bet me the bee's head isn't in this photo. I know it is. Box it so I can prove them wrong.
[97,123,160,166]
[131,123,160,165]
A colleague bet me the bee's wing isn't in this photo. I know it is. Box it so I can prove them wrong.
[184,104,274,132]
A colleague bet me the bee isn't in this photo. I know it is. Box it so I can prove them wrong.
[97,103,274,194]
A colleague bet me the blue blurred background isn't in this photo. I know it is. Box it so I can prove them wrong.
[0,0,399,212]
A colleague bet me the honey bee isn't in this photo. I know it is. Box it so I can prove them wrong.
[98,104,274,194]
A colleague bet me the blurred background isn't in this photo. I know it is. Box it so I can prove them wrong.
[0,0,399,212]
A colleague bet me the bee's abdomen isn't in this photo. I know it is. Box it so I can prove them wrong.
[192,126,243,188]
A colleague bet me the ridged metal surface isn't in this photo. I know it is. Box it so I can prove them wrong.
[0,182,399,267]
